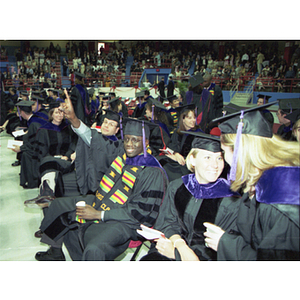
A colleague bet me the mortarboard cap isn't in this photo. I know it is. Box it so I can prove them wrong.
[181,131,221,153]
[102,109,120,124]
[278,98,300,113]
[285,109,300,124]
[20,91,29,96]
[99,92,105,96]
[74,72,86,79]
[31,95,45,102]
[88,88,95,96]
[166,95,178,103]
[109,92,116,97]
[123,118,158,140]
[108,97,121,110]
[102,95,111,101]
[49,101,62,110]
[257,94,272,100]
[16,100,35,113]
[223,103,244,115]
[188,73,204,88]
[135,91,145,98]
[175,103,196,117]
[212,102,277,138]
[148,98,167,111]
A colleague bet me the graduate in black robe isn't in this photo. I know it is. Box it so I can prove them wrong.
[25,109,121,209]
[189,73,223,133]
[158,104,203,182]
[34,112,168,261]
[70,72,91,126]
[12,100,48,188]
[131,91,147,119]
[143,98,171,157]
[276,98,300,141]
[141,131,240,261]
[205,103,300,260]
[165,95,181,134]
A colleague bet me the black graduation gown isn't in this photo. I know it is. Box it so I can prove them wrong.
[276,124,295,141]
[74,129,123,195]
[166,108,178,134]
[167,79,175,97]
[35,121,77,185]
[70,84,91,126]
[39,153,169,261]
[143,175,241,261]
[131,102,147,119]
[148,121,171,157]
[192,84,223,133]
[158,128,202,182]
[19,114,48,188]
[158,80,166,98]
[217,167,300,261]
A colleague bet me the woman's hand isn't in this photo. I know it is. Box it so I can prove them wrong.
[60,156,69,161]
[70,152,76,162]
[203,223,225,252]
[166,152,186,166]
[76,204,101,221]
[155,237,175,259]
[11,145,21,153]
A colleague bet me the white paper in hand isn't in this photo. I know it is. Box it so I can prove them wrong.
[203,222,219,234]
[136,224,165,240]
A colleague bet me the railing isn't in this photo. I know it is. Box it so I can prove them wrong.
[3,71,300,95]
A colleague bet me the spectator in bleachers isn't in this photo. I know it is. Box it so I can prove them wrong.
[284,66,295,92]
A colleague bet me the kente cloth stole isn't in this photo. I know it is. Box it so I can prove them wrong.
[170,111,178,126]
[97,153,145,205]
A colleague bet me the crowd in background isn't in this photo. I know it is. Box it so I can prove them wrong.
[1,41,300,92]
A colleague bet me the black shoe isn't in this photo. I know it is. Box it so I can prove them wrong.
[12,161,21,166]
[24,195,55,209]
[34,229,43,238]
[35,247,66,261]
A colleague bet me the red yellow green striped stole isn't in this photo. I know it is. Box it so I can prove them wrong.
[98,153,144,206]
[170,111,178,126]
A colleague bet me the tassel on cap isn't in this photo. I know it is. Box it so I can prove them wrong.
[142,120,147,158]
[229,110,244,182]
[120,116,123,139]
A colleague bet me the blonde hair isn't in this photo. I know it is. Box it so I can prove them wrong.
[292,119,300,139]
[186,148,200,172]
[221,133,300,192]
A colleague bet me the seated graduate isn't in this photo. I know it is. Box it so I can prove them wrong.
[158,103,203,182]
[24,106,122,210]
[164,94,181,134]
[91,95,111,127]
[11,100,48,188]
[34,97,169,261]
[140,131,240,261]
[131,91,147,119]
[24,101,77,208]
[276,98,300,141]
[204,103,300,260]
[109,92,128,117]
[31,94,49,121]
[144,98,171,156]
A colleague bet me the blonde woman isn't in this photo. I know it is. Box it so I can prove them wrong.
[204,104,300,260]
[141,132,240,261]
